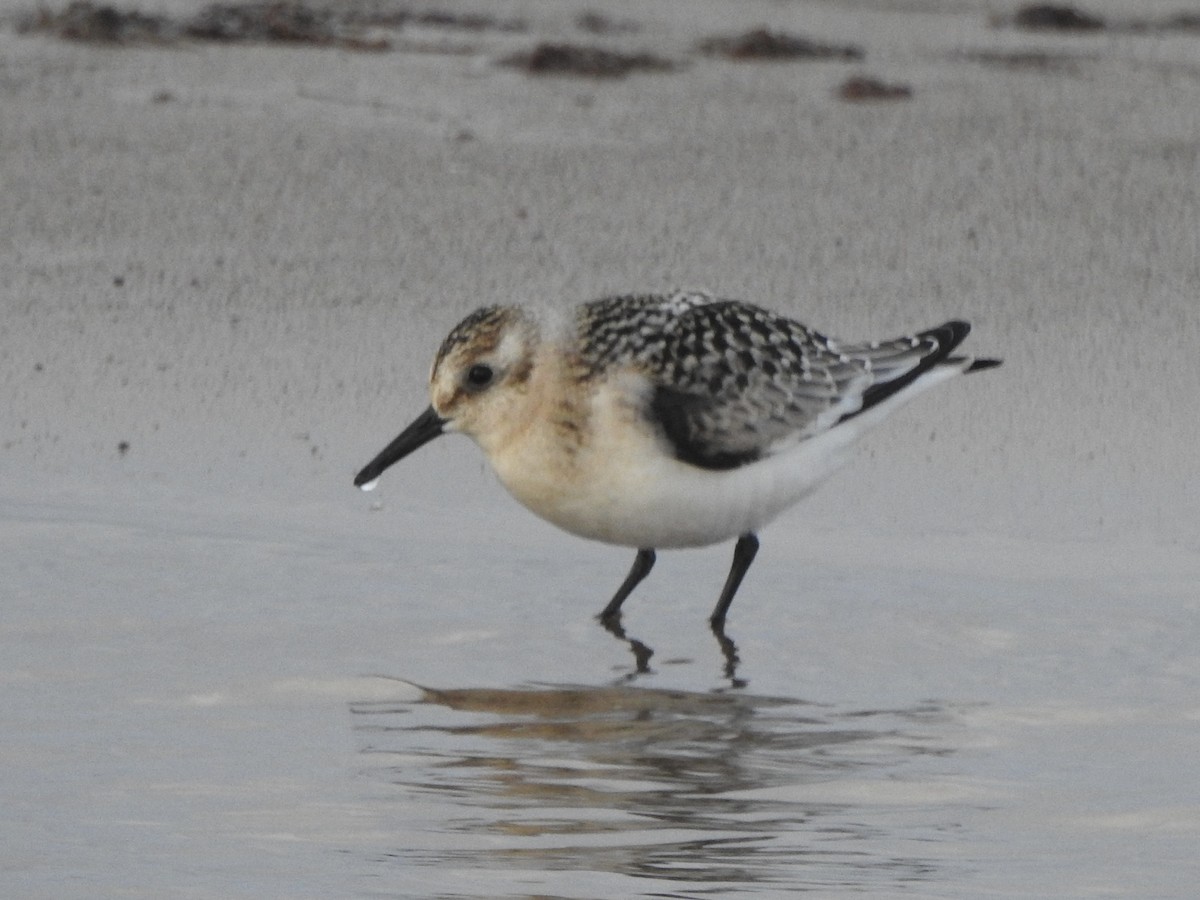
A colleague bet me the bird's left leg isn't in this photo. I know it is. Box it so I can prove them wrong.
[709,533,759,628]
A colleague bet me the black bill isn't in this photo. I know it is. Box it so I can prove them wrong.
[353,405,447,488]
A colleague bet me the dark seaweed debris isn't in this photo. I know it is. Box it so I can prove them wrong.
[1157,13,1200,32]
[697,27,862,61]
[993,4,1200,34]
[500,42,679,78]
[17,1,170,42]
[1008,4,1105,31]
[17,0,525,47]
[837,75,912,102]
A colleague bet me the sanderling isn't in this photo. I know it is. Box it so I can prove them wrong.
[355,289,1000,627]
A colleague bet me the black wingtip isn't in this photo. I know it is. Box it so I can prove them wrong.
[933,320,972,353]
[850,320,974,418]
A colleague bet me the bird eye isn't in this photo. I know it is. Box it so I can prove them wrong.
[465,364,494,389]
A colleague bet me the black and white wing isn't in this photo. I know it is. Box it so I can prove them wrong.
[578,290,977,471]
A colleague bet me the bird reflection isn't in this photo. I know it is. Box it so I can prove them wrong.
[352,679,961,891]
[599,613,745,687]
[710,619,744,687]
[597,613,654,678]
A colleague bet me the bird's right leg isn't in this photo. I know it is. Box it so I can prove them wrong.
[598,548,656,622]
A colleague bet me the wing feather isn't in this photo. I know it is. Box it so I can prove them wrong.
[576,291,969,471]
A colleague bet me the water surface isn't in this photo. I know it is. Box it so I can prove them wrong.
[3,489,1197,898]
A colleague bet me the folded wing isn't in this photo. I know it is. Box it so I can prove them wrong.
[581,293,974,471]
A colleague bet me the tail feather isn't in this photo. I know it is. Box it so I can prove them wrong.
[852,320,973,418]
[965,357,1002,373]
[835,320,1000,429]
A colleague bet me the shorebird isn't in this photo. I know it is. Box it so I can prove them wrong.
[355,290,999,627]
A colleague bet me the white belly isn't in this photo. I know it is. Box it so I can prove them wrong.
[478,359,964,549]
[487,391,861,549]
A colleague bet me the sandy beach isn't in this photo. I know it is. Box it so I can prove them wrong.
[3,0,1199,896]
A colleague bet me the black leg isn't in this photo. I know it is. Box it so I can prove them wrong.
[709,533,759,628]
[598,548,656,622]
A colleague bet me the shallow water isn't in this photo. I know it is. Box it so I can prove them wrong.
[351,682,971,896]
[3,485,1199,898]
